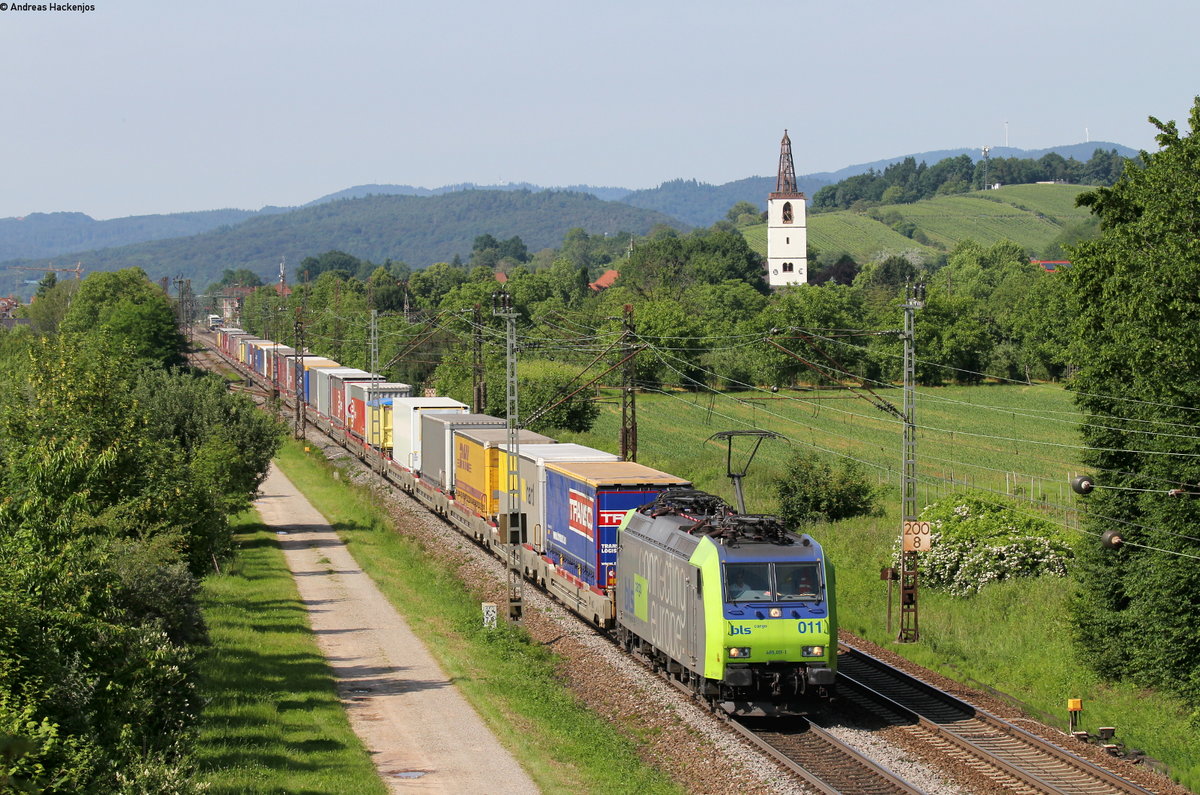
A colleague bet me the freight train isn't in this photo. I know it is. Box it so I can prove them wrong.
[211,327,837,713]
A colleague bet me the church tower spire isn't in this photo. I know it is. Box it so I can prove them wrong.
[776,129,798,194]
[766,130,808,288]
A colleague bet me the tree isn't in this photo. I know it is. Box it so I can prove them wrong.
[618,226,767,299]
[34,270,56,298]
[0,333,282,789]
[25,277,80,334]
[1065,98,1200,702]
[60,268,185,368]
[774,452,882,527]
[297,250,364,281]
[725,200,760,225]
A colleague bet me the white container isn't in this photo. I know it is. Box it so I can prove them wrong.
[390,397,468,472]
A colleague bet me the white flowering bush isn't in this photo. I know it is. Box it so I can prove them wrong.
[894,493,1073,596]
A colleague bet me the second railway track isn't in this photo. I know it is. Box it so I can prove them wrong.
[836,643,1156,794]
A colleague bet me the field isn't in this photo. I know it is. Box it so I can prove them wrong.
[742,183,1092,262]
[557,383,1088,515]
[556,384,1200,789]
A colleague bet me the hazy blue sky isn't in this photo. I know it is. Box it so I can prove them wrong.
[2,0,1196,219]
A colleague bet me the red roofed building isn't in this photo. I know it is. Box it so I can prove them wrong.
[589,269,619,291]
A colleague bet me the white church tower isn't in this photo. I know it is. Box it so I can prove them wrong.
[767,130,807,287]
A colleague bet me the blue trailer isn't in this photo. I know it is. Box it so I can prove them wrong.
[543,461,690,591]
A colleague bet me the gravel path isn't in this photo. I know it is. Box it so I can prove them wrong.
[255,464,539,793]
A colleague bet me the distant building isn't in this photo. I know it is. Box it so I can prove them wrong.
[219,285,258,326]
[767,130,808,287]
[1031,260,1071,272]
[589,269,619,291]
[0,296,19,318]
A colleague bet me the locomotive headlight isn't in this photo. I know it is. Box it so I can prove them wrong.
[769,607,783,618]
[801,646,825,657]
[728,647,751,658]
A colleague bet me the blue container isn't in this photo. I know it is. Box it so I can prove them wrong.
[543,461,690,590]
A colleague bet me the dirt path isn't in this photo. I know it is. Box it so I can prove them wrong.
[254,464,539,793]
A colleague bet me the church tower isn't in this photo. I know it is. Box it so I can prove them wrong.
[767,130,807,287]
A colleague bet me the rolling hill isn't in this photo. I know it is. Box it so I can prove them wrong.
[0,190,683,298]
[740,183,1095,263]
[0,143,1134,268]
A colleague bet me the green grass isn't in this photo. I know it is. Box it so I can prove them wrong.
[556,384,1086,515]
[557,385,1200,789]
[196,516,386,794]
[272,439,683,794]
[742,183,1091,262]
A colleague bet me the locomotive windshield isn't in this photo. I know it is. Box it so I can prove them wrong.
[726,563,772,601]
[776,562,821,600]
[725,562,821,602]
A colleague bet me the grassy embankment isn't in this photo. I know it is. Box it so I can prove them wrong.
[270,439,682,794]
[741,183,1092,263]
[196,515,386,793]
[556,384,1200,790]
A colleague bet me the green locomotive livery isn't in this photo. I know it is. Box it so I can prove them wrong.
[616,490,836,715]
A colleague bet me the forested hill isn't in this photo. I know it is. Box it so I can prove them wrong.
[618,142,1138,227]
[0,207,281,262]
[305,182,633,204]
[0,190,683,298]
[619,176,831,227]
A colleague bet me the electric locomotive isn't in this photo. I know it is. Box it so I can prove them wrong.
[616,489,836,715]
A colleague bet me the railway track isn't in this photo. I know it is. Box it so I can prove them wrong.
[727,714,925,794]
[836,643,1155,794]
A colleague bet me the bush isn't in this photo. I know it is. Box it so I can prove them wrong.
[774,452,883,527]
[902,493,1072,596]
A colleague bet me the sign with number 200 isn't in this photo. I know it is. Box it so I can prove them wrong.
[903,520,932,552]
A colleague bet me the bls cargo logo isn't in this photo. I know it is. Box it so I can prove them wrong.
[345,401,358,429]
[568,489,594,541]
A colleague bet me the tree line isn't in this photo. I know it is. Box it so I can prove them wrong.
[235,220,1073,447]
[3,268,283,790]
[812,148,1129,211]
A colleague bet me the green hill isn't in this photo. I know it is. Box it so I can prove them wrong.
[742,183,1094,262]
[0,190,684,298]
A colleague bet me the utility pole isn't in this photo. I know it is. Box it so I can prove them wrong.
[897,282,925,643]
[493,290,524,621]
[620,303,637,462]
[369,309,381,463]
[294,306,306,440]
[472,304,487,413]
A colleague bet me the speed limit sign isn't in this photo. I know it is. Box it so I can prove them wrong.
[903,521,932,552]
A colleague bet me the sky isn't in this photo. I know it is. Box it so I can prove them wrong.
[1,0,1197,220]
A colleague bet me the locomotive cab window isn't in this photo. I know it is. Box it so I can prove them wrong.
[725,563,772,602]
[776,562,821,601]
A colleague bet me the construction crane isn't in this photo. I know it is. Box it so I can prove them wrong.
[7,262,85,279]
